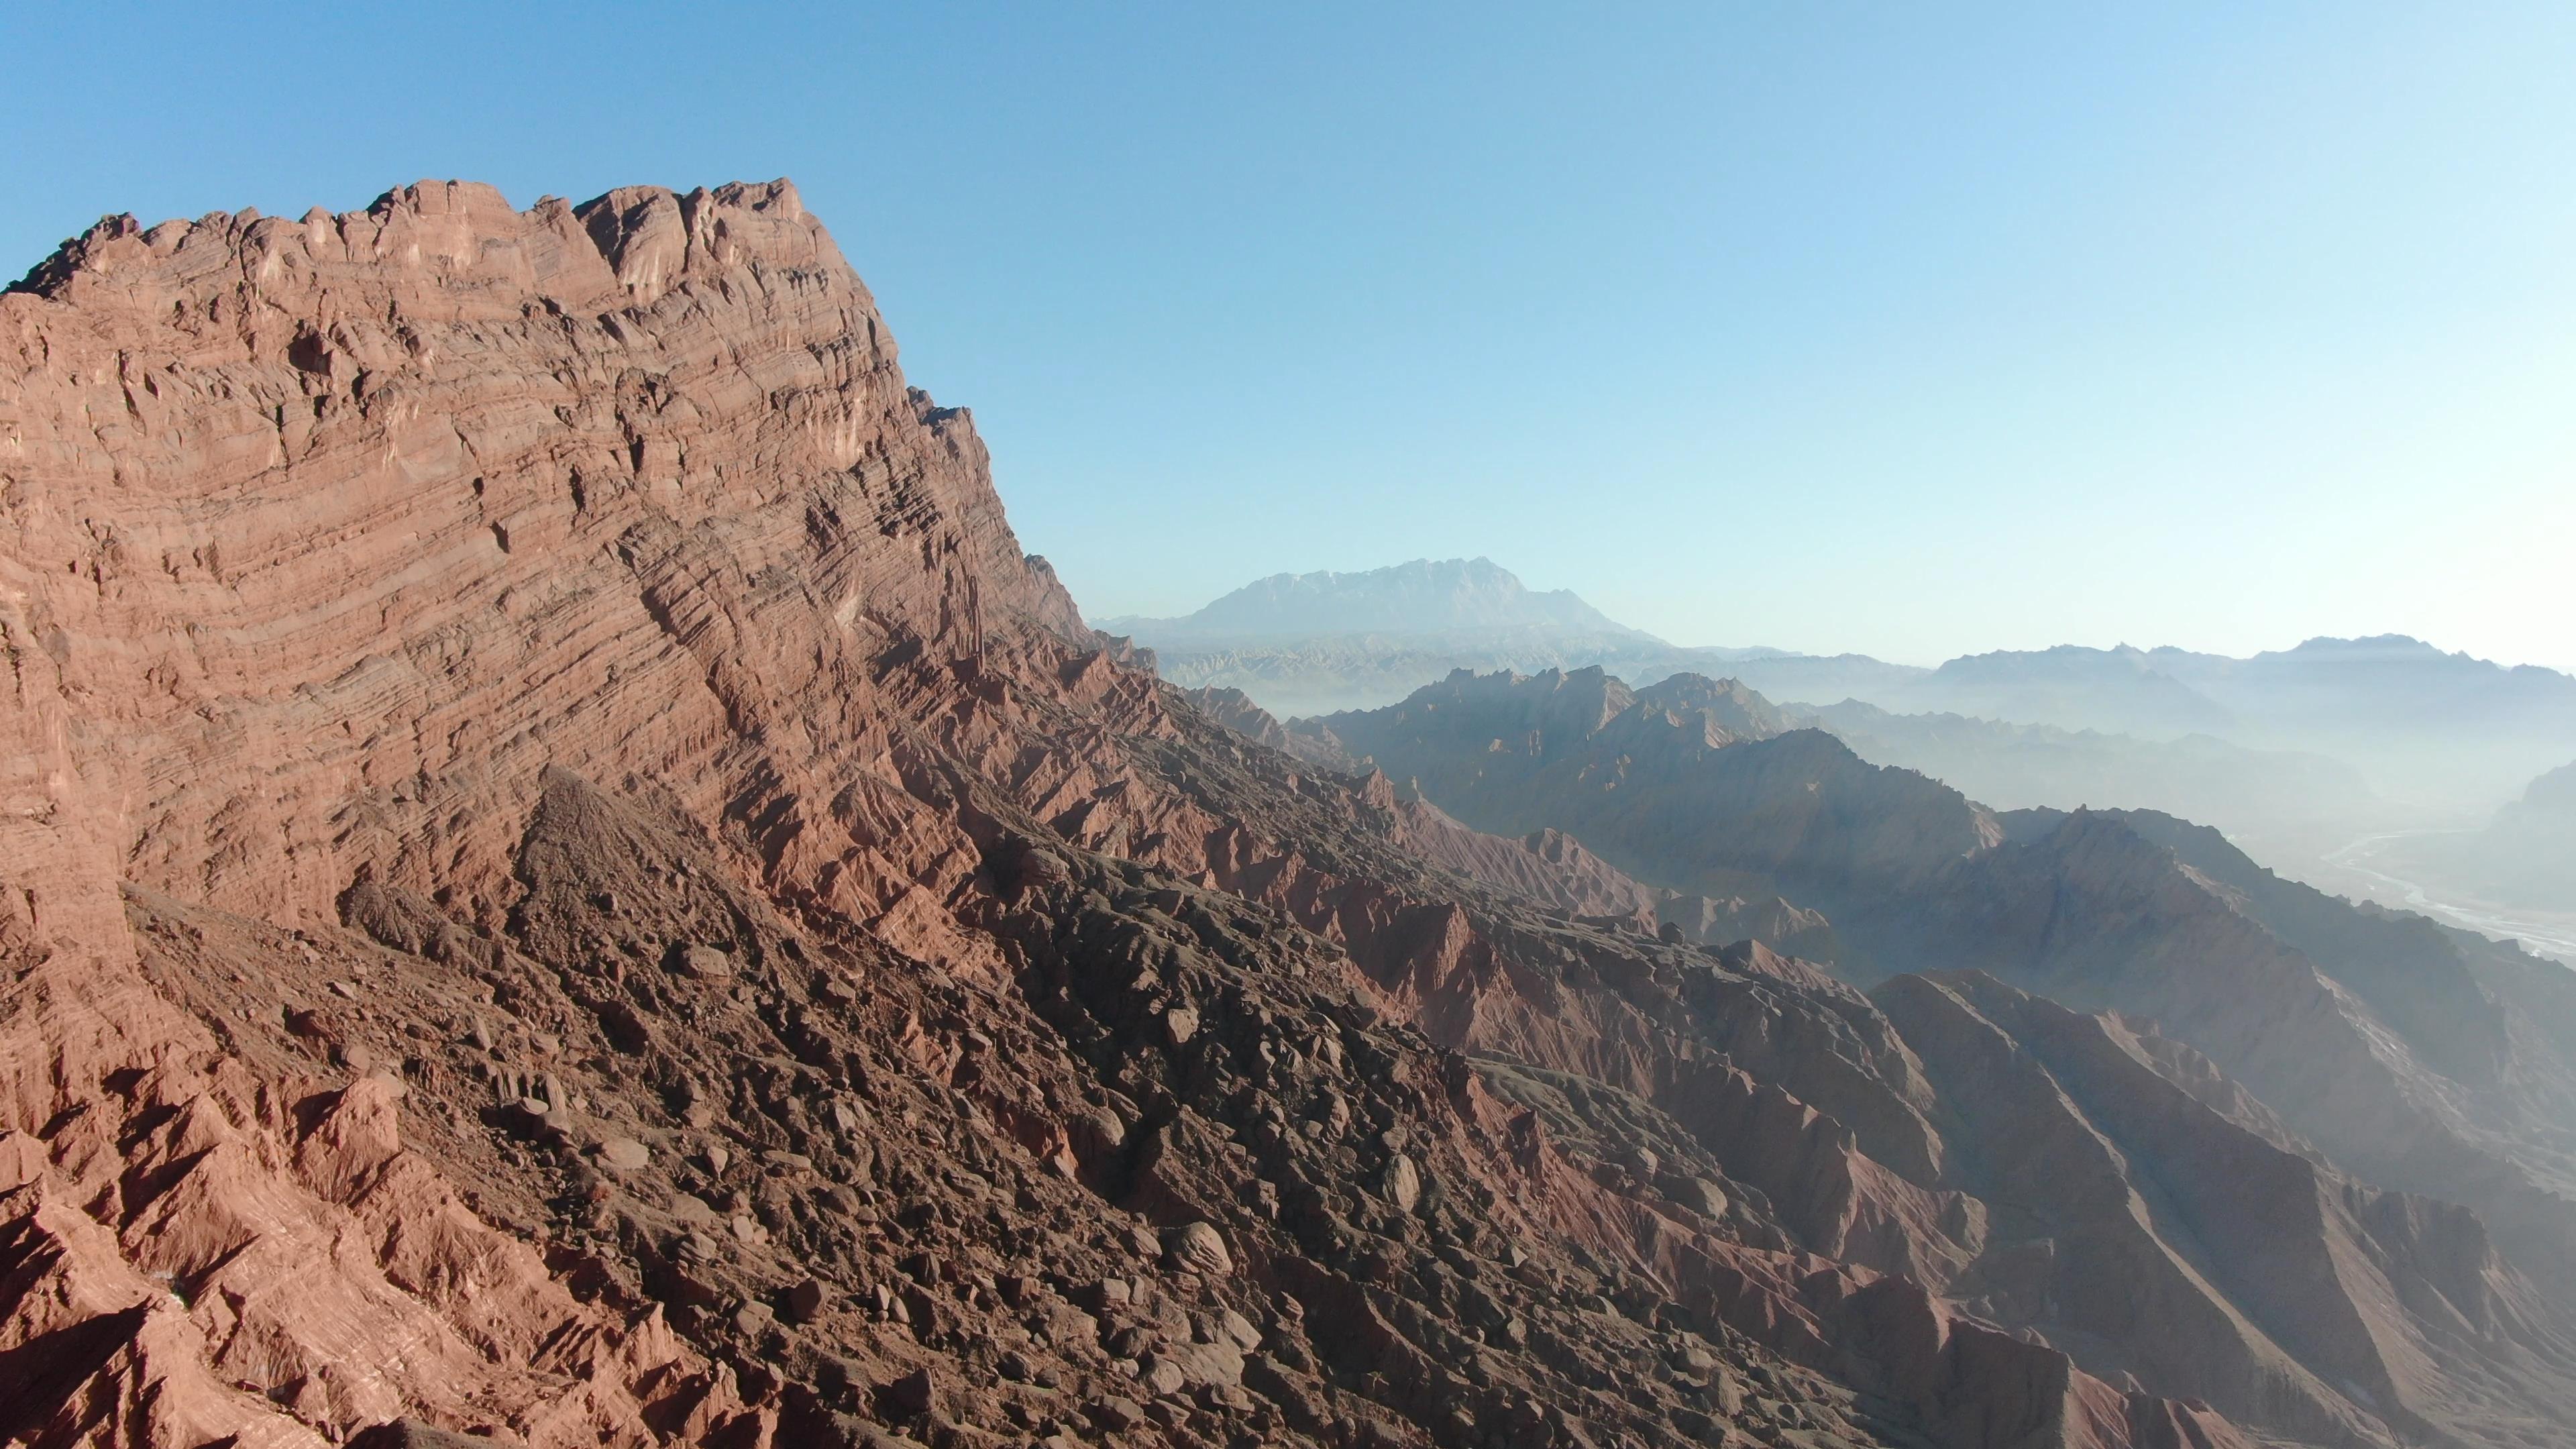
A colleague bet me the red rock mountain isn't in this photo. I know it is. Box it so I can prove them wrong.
[0,179,2534,1449]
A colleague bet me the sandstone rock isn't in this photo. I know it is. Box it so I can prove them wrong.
[1381,1152,1421,1213]
[348,1421,487,1449]
[1672,1175,1729,1219]
[1126,1222,1161,1260]
[596,1136,651,1171]
[1089,1395,1148,1433]
[786,1276,828,1324]
[1218,1307,1262,1352]
[1165,1221,1231,1276]
[886,1366,937,1415]
[1077,1106,1128,1155]
[1138,1354,1189,1397]
[1163,1338,1246,1389]
[676,945,735,979]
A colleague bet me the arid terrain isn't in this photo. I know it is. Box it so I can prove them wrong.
[4,180,2572,1449]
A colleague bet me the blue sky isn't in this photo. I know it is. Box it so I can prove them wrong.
[7,3,2572,667]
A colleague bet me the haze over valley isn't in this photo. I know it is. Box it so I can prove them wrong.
[1110,558,2576,961]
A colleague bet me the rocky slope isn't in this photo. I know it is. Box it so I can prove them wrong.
[0,180,2296,1449]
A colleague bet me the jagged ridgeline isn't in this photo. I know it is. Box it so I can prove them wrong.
[4,180,2573,1449]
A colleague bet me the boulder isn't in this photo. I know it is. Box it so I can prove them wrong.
[1381,1152,1422,1213]
[1165,1221,1232,1276]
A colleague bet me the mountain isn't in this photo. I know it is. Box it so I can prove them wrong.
[1104,557,1655,641]
[2151,635,2576,739]
[1893,637,2576,810]
[1104,558,1801,716]
[2510,761,2576,828]
[2149,637,2576,808]
[1903,644,2237,739]
[1790,699,2388,855]
[0,178,2325,1449]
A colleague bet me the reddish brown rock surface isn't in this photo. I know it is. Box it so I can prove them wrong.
[0,178,2508,1449]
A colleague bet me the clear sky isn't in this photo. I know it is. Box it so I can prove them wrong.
[7,3,2572,668]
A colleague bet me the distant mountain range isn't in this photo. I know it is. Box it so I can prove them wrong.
[1911,637,2576,807]
[1097,557,1801,720]
[1105,559,2576,818]
[1102,555,1659,641]
[1790,698,2381,841]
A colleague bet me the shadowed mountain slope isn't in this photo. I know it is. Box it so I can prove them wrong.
[1311,668,2576,1446]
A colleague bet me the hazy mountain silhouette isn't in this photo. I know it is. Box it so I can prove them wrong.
[1124,563,2576,824]
[1104,555,1653,639]
[1102,557,1801,717]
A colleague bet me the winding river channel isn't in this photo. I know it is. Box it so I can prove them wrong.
[2321,830,2576,965]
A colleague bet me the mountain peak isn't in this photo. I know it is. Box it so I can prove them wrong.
[2277,633,2439,657]
[1105,556,1658,642]
[11,177,837,307]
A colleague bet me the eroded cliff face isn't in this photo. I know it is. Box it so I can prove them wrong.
[1,179,1106,956]
[0,179,2395,1449]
